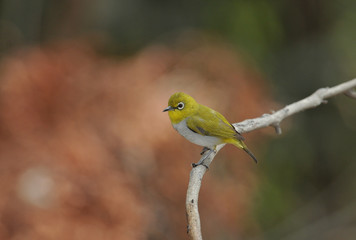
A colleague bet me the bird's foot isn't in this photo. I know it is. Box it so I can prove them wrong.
[200,147,210,155]
[193,147,216,169]
[192,162,209,170]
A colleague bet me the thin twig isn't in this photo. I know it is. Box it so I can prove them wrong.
[185,78,356,240]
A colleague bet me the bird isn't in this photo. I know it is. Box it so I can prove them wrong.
[163,92,257,166]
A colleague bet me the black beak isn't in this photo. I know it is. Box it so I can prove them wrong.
[163,106,174,112]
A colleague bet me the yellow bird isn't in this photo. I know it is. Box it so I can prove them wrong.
[163,92,257,165]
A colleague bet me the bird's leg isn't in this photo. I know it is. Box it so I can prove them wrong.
[192,161,209,169]
[192,147,217,169]
[200,147,210,155]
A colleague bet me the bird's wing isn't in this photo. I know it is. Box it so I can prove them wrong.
[186,104,244,140]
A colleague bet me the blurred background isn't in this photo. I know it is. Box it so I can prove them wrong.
[0,0,355,239]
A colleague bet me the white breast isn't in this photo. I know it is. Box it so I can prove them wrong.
[172,119,221,148]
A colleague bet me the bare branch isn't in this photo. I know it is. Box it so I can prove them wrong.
[185,78,356,240]
[344,89,356,99]
[234,79,356,134]
[186,144,224,240]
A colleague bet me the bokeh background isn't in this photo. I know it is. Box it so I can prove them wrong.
[0,1,356,239]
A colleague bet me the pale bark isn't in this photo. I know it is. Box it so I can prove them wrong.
[186,79,356,240]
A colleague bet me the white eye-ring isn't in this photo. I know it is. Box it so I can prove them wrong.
[177,102,185,110]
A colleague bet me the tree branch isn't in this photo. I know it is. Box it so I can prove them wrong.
[185,78,356,240]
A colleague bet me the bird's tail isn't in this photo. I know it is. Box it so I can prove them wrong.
[242,146,258,164]
[230,140,258,164]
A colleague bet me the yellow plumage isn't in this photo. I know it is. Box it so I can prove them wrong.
[163,92,257,163]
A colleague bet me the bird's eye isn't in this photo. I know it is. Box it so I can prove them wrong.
[177,102,185,110]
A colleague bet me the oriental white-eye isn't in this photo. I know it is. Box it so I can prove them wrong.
[163,92,257,165]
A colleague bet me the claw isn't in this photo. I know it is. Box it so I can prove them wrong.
[192,162,209,170]
[200,147,210,155]
[194,147,215,169]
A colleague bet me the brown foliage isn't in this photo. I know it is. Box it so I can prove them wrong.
[0,37,271,239]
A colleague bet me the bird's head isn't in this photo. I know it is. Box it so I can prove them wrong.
[163,92,198,124]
